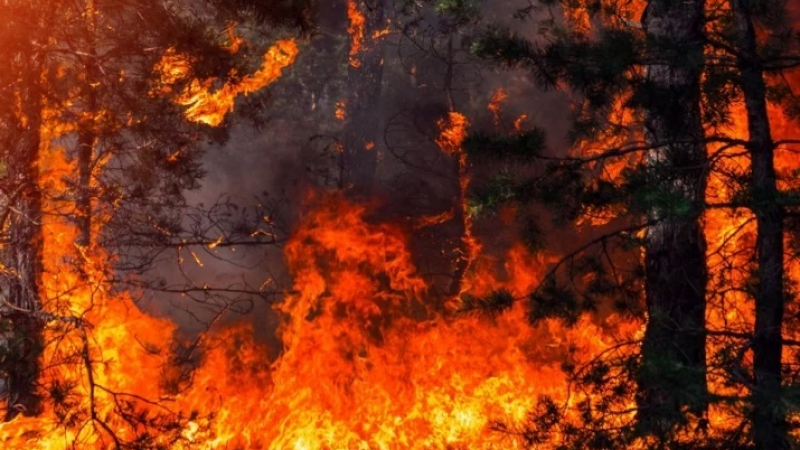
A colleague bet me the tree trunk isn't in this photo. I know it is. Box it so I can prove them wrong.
[442,35,471,299]
[731,1,787,448]
[343,0,385,196]
[637,0,708,434]
[3,52,45,420]
[76,0,98,253]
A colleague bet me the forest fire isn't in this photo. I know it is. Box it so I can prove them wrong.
[154,39,300,126]
[346,0,366,68]
[2,0,800,449]
[1,176,640,449]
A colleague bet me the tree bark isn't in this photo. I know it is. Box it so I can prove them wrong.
[637,0,708,434]
[343,0,385,196]
[3,51,45,420]
[731,1,787,448]
[76,0,98,253]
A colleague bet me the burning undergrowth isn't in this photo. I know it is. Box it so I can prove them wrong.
[1,163,640,448]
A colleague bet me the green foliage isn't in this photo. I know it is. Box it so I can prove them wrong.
[528,278,593,326]
[469,0,800,447]
[521,163,586,224]
[473,27,639,109]
[468,171,516,217]
[700,65,739,129]
[463,129,547,162]
[207,0,314,30]
[459,289,516,317]
[435,0,481,24]
[471,28,557,88]
[519,215,546,253]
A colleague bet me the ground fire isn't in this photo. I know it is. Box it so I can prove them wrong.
[1,1,800,449]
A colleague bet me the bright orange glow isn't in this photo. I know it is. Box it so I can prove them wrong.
[335,100,347,120]
[573,94,640,226]
[0,162,640,449]
[436,111,480,302]
[488,88,508,127]
[513,113,528,132]
[414,209,456,229]
[372,27,391,40]
[0,97,639,448]
[347,0,366,68]
[155,39,299,126]
[5,1,800,448]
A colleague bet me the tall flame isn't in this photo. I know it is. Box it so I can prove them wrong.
[0,139,638,449]
[4,1,800,448]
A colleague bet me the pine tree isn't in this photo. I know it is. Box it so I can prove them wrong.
[470,0,800,446]
[730,0,788,447]
[636,0,708,434]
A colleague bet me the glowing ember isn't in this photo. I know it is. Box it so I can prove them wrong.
[335,101,347,120]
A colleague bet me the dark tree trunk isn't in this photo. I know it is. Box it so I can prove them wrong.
[76,0,98,254]
[343,0,385,196]
[732,1,787,448]
[637,0,708,434]
[3,53,45,421]
[443,34,470,299]
[447,146,470,298]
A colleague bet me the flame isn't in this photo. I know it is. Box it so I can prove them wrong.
[0,111,637,448]
[488,88,508,127]
[4,1,800,448]
[372,27,391,40]
[436,112,479,301]
[513,113,528,132]
[224,24,245,54]
[347,0,366,68]
[155,39,299,126]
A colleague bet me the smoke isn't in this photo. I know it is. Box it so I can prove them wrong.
[149,0,574,353]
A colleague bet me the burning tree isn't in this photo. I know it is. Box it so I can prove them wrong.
[3,0,800,449]
[0,0,307,445]
[0,2,48,419]
[472,0,800,447]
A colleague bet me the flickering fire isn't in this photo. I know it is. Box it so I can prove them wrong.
[154,39,299,126]
[4,1,800,449]
[488,88,508,128]
[372,26,391,40]
[0,149,637,450]
[513,114,528,132]
[436,112,479,300]
[347,0,366,68]
[0,95,639,449]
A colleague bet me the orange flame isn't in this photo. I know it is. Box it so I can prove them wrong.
[155,39,299,126]
[0,122,638,448]
[347,0,366,68]
[488,88,508,127]
[5,2,800,448]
